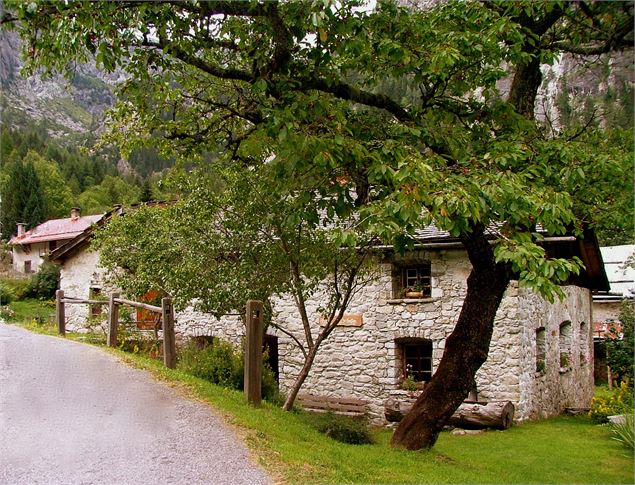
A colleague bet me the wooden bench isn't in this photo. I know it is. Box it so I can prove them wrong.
[297,393,368,417]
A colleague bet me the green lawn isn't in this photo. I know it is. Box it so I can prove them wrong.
[3,316,633,484]
[117,353,633,484]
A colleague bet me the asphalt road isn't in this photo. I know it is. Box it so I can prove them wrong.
[0,323,272,485]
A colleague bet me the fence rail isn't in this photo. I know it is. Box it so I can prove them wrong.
[55,289,176,369]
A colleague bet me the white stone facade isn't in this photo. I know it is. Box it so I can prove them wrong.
[58,249,108,332]
[173,248,595,424]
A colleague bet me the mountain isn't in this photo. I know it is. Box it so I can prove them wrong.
[0,29,119,137]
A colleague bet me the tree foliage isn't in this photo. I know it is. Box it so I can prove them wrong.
[5,0,632,448]
[94,164,378,409]
[0,156,47,238]
[607,300,635,386]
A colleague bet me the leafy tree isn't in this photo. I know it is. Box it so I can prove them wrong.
[606,300,634,387]
[24,150,74,219]
[94,165,378,410]
[4,0,632,449]
[77,175,142,214]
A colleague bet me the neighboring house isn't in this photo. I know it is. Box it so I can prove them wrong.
[52,218,609,424]
[9,208,104,274]
[591,244,635,383]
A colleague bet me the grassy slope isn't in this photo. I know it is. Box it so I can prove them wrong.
[120,353,633,485]
[2,310,633,484]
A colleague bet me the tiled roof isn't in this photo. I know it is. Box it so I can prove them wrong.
[9,214,104,246]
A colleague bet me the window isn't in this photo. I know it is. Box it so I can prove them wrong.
[394,263,431,298]
[559,321,572,370]
[49,240,57,251]
[397,338,433,382]
[24,261,32,273]
[536,327,546,373]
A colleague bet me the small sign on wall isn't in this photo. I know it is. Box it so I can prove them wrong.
[319,314,363,327]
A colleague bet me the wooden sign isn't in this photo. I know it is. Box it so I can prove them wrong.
[319,314,363,327]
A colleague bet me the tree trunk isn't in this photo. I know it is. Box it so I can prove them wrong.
[385,399,515,430]
[282,344,320,411]
[390,225,511,450]
[508,55,542,120]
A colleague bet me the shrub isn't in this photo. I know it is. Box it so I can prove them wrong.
[0,277,30,301]
[25,262,60,300]
[177,338,279,401]
[590,381,635,423]
[310,412,374,445]
[0,284,14,305]
[606,301,634,385]
[610,413,634,450]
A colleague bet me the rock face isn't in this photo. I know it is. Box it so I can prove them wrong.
[174,248,595,424]
[0,30,120,137]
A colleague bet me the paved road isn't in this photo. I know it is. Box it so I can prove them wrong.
[0,323,271,485]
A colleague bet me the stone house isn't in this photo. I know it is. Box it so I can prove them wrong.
[51,219,608,424]
[8,208,103,274]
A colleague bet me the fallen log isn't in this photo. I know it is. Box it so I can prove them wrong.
[384,399,515,430]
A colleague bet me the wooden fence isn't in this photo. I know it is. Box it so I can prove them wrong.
[55,290,176,369]
[56,291,263,397]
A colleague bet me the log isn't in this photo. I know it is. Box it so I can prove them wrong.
[384,399,515,430]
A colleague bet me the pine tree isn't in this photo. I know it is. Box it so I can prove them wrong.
[0,159,47,239]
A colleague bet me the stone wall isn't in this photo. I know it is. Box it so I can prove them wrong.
[515,286,594,420]
[173,248,594,424]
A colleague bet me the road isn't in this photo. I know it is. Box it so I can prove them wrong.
[0,323,272,485]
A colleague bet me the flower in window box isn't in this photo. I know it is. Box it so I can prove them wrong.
[404,285,424,298]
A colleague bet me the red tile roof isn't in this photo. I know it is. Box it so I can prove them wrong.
[9,214,104,246]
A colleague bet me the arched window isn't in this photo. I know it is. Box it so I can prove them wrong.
[559,321,572,370]
[536,327,546,374]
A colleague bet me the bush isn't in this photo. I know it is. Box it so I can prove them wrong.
[25,261,60,300]
[590,381,635,423]
[606,301,634,385]
[177,338,279,401]
[309,412,374,445]
[0,284,14,305]
[610,413,634,451]
[0,277,30,301]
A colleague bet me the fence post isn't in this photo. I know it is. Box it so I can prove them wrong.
[107,292,119,347]
[162,297,176,369]
[56,290,65,336]
[244,300,263,406]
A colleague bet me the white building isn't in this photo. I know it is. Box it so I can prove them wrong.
[9,208,103,273]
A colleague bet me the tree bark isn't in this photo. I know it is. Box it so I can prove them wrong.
[391,225,511,449]
[282,344,320,411]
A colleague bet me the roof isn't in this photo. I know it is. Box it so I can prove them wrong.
[9,214,104,246]
[594,245,635,300]
[49,204,609,292]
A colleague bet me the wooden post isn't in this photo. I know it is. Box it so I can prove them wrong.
[56,290,65,336]
[107,292,119,347]
[162,297,176,369]
[244,300,263,406]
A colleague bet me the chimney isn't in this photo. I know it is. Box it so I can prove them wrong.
[71,207,81,221]
[17,222,26,238]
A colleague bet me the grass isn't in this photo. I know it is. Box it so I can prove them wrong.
[3,315,634,484]
[0,298,56,332]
